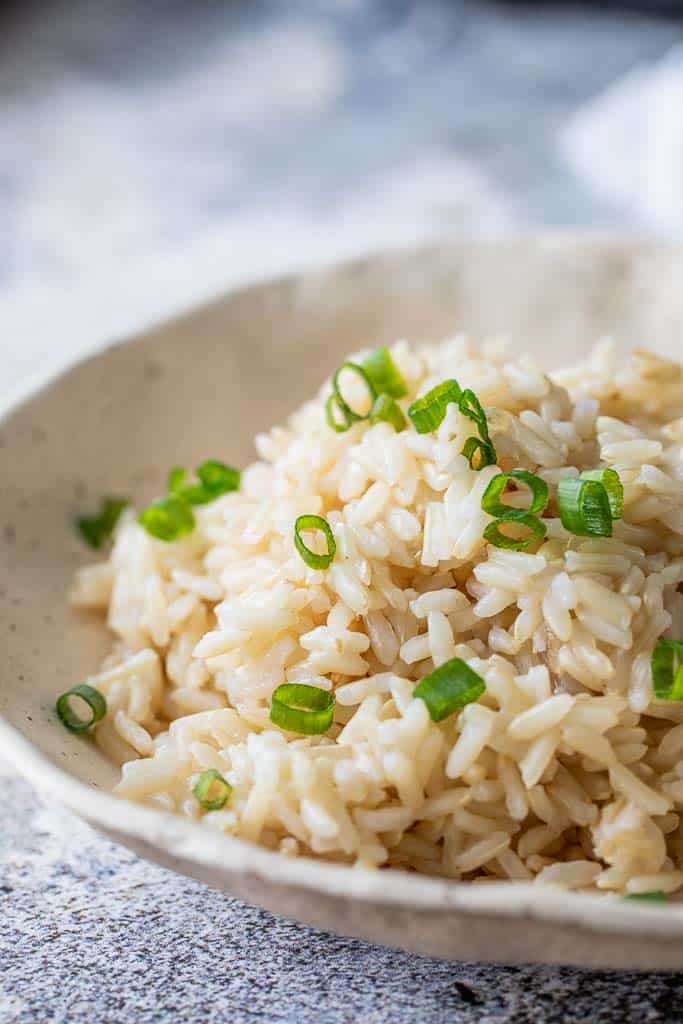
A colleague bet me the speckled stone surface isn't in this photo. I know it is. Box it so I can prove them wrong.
[4,1,683,1020]
[3,772,683,1024]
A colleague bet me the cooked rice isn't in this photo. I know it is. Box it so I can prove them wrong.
[69,336,683,893]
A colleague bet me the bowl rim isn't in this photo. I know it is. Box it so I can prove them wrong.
[4,233,683,942]
[4,714,683,938]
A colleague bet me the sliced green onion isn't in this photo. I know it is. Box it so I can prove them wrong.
[651,640,683,701]
[557,478,612,538]
[169,460,240,505]
[76,496,129,550]
[624,891,667,903]
[408,379,462,434]
[195,460,240,500]
[325,393,353,433]
[332,362,377,424]
[193,768,232,810]
[77,517,106,550]
[483,514,547,551]
[167,466,186,493]
[462,437,497,470]
[294,514,336,570]
[459,389,491,440]
[580,468,623,520]
[369,393,406,432]
[361,347,407,398]
[101,497,128,532]
[481,470,549,520]
[270,683,335,735]
[143,460,240,541]
[139,494,195,542]
[413,657,485,722]
[56,684,107,734]
[459,388,497,469]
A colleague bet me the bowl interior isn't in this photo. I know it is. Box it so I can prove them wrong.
[3,236,683,967]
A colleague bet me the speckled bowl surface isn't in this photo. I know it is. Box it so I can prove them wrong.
[3,236,683,970]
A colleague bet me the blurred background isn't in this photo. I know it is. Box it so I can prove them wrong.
[1,0,682,387]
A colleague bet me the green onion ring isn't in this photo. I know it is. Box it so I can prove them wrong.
[180,460,241,504]
[331,362,377,424]
[325,393,354,433]
[557,478,612,538]
[197,460,240,496]
[294,514,337,570]
[76,496,129,550]
[56,684,107,734]
[481,470,549,520]
[167,466,186,493]
[270,683,335,735]
[459,388,497,468]
[459,389,491,440]
[651,640,683,701]
[624,891,667,903]
[369,393,406,432]
[139,494,196,542]
[413,657,486,722]
[408,379,462,434]
[462,437,497,470]
[193,768,233,810]
[483,514,547,551]
[361,347,408,398]
[580,468,623,520]
[169,461,241,506]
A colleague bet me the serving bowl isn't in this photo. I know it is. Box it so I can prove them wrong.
[3,235,683,970]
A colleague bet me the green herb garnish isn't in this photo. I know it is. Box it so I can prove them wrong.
[413,657,485,722]
[270,683,335,735]
[76,496,129,549]
[56,684,107,734]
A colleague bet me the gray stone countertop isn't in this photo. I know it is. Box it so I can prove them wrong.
[3,2,683,1021]
[3,773,683,1024]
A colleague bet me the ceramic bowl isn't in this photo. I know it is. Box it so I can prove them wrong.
[3,236,683,970]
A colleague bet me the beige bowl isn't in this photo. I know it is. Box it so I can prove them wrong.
[3,236,683,970]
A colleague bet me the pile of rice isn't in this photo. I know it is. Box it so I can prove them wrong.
[70,336,683,895]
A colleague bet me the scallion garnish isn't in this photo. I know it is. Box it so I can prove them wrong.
[413,657,485,722]
[483,514,547,551]
[407,380,497,469]
[580,468,623,520]
[325,393,352,433]
[651,640,683,701]
[624,891,667,903]
[331,362,377,425]
[56,684,107,734]
[193,768,233,810]
[196,460,240,501]
[361,347,408,398]
[557,478,612,538]
[167,466,186,493]
[294,514,337,570]
[139,494,196,542]
[481,470,549,520]
[270,683,335,735]
[462,436,497,470]
[76,496,129,550]
[369,393,406,432]
[140,460,239,541]
[168,460,240,505]
[408,379,462,434]
[459,388,497,470]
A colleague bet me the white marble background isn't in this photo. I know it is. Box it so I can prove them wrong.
[3,3,683,1021]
